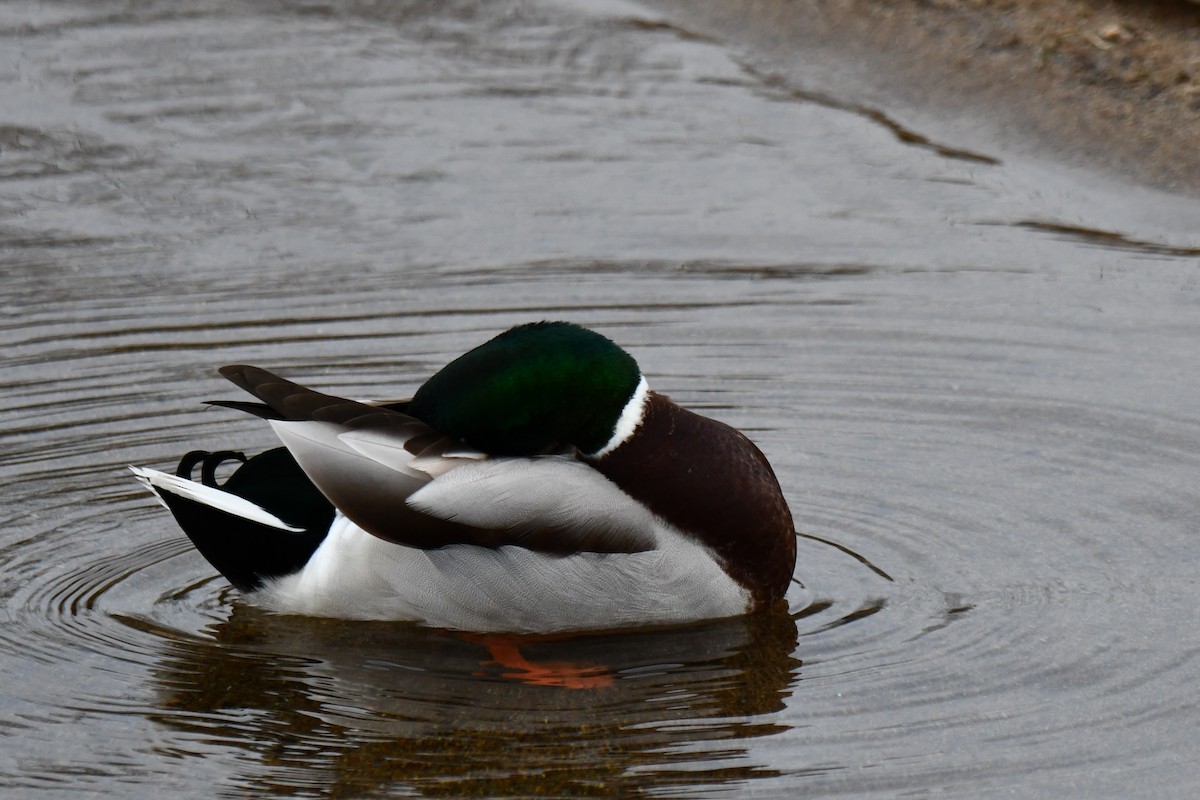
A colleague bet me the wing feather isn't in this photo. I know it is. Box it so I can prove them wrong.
[408,457,657,554]
[219,365,653,554]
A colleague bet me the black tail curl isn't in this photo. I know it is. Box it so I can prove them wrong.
[177,450,247,486]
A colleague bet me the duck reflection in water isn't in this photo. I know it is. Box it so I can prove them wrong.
[146,606,800,798]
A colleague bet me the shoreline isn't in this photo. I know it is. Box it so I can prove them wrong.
[643,0,1200,195]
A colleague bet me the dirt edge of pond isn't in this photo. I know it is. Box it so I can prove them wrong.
[642,0,1200,195]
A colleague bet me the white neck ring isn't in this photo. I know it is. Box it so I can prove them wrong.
[588,375,649,459]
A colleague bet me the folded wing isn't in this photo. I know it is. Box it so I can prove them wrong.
[409,457,657,554]
[218,365,655,554]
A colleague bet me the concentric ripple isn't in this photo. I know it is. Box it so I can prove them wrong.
[2,0,1200,797]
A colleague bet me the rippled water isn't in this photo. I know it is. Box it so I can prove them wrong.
[3,0,1199,797]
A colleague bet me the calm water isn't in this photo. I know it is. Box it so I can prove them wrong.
[2,0,1199,797]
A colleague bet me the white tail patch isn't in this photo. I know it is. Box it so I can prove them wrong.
[129,466,305,532]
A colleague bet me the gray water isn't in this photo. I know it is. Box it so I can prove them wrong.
[3,0,1199,797]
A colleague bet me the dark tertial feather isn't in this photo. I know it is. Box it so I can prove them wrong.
[219,365,421,429]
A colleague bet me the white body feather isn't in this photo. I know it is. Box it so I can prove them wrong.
[264,450,751,631]
[255,512,749,632]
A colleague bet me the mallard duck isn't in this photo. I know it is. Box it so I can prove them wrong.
[132,322,796,632]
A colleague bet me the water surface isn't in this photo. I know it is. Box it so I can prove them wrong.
[2,0,1199,797]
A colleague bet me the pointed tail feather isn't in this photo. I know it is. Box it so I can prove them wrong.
[131,466,303,532]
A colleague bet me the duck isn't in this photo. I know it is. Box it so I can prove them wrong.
[132,321,797,633]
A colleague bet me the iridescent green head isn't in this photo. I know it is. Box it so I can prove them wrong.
[409,322,644,456]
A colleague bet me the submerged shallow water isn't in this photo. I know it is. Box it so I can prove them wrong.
[2,0,1199,797]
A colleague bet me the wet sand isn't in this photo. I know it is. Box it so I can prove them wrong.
[646,0,1200,194]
